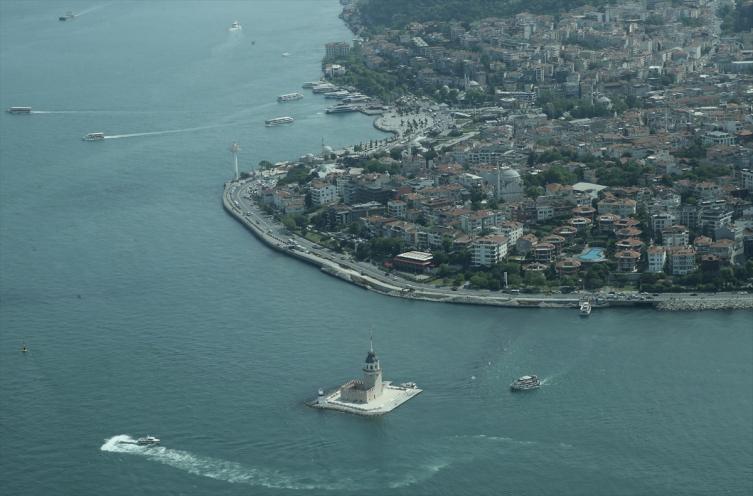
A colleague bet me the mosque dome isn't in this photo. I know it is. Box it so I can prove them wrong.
[323,145,334,155]
[501,169,520,182]
[469,80,479,87]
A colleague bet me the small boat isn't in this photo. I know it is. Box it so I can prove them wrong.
[579,301,591,316]
[59,11,74,21]
[400,382,417,389]
[229,21,241,31]
[282,52,289,57]
[510,375,540,390]
[22,342,28,353]
[137,435,159,445]
[82,132,105,141]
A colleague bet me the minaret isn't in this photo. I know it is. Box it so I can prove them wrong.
[496,162,501,201]
[362,329,383,399]
[229,142,241,180]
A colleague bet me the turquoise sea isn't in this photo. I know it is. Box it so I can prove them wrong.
[1,2,751,494]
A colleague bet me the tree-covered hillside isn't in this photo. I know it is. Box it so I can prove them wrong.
[360,0,608,28]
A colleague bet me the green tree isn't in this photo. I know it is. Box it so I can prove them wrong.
[348,221,362,236]
[524,271,546,288]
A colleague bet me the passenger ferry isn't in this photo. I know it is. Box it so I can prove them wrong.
[277,93,303,102]
[229,21,241,31]
[510,375,540,390]
[312,84,336,93]
[81,132,105,141]
[325,90,349,99]
[6,107,32,114]
[579,300,591,316]
[342,94,372,103]
[326,104,358,114]
[59,11,74,21]
[302,81,323,88]
[265,116,293,126]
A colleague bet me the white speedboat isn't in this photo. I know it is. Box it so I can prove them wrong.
[229,21,241,32]
[400,382,417,389]
[579,301,591,316]
[282,52,289,57]
[137,435,159,445]
[510,375,540,390]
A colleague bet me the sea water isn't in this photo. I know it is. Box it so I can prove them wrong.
[1,2,751,495]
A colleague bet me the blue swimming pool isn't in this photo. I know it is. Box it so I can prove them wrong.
[581,248,604,260]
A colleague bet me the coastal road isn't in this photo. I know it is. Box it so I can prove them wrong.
[226,181,752,306]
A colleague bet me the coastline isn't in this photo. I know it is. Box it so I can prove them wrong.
[222,181,753,312]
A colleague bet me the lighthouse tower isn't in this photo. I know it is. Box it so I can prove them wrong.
[229,142,241,180]
[363,330,383,399]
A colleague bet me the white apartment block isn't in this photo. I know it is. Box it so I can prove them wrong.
[650,212,676,233]
[662,225,689,248]
[597,198,637,216]
[646,245,667,273]
[471,235,508,267]
[388,200,407,218]
[667,246,696,275]
[497,221,523,245]
[310,183,338,206]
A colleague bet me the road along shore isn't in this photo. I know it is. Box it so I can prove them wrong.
[223,181,753,312]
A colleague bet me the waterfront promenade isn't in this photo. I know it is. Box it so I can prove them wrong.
[223,180,753,312]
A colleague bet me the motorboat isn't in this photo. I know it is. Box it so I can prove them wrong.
[510,375,540,390]
[137,435,159,445]
[82,132,105,141]
[400,382,417,389]
[59,11,74,21]
[282,52,289,57]
[229,21,241,31]
[579,301,591,316]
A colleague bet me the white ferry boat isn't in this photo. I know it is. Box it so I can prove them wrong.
[342,94,372,103]
[510,375,540,390]
[59,11,74,21]
[579,300,591,316]
[326,105,358,114]
[6,107,32,114]
[137,435,159,445]
[312,84,336,94]
[277,93,303,102]
[265,116,293,126]
[229,21,241,31]
[302,81,322,89]
[81,132,105,141]
[325,90,349,99]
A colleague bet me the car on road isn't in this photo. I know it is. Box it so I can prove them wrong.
[690,293,698,296]
[653,293,659,296]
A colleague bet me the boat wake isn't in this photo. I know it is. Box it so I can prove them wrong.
[104,120,253,139]
[101,435,444,490]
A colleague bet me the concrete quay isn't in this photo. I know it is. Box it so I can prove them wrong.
[309,382,422,417]
[223,181,753,312]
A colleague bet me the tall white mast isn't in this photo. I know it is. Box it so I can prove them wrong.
[229,142,241,180]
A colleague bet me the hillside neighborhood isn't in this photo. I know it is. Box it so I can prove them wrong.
[243,0,753,292]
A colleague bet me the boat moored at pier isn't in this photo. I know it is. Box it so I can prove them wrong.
[81,132,105,141]
[302,81,322,88]
[265,116,293,126]
[580,301,591,316]
[326,104,358,114]
[6,107,32,114]
[510,375,540,390]
[277,93,303,102]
